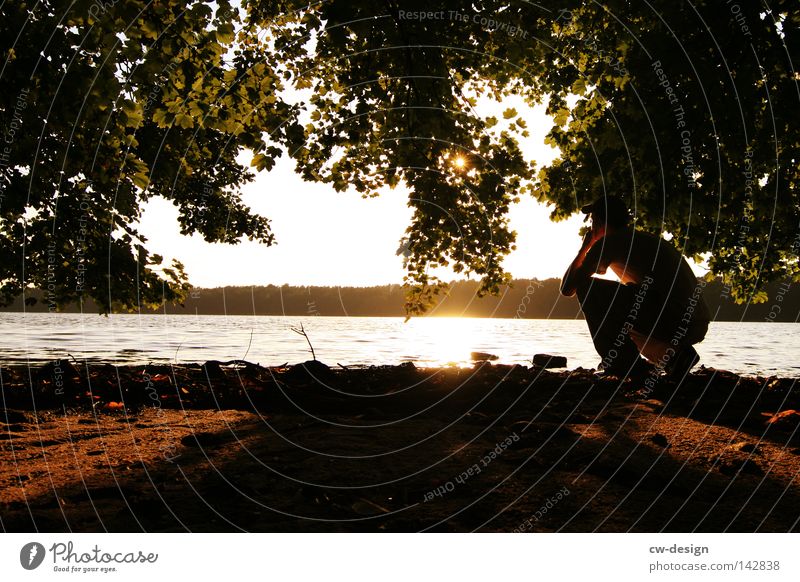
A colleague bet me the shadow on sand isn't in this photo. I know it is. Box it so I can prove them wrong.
[2,361,799,532]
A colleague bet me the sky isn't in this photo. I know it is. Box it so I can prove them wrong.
[137,96,592,288]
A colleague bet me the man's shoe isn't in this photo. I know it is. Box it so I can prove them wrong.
[665,346,700,381]
[595,359,654,380]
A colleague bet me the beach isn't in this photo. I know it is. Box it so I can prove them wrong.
[2,360,799,532]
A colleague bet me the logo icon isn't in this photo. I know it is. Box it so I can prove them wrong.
[20,542,46,570]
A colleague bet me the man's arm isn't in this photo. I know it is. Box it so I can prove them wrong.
[560,229,605,296]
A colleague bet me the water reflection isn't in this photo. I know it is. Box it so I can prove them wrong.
[0,313,798,377]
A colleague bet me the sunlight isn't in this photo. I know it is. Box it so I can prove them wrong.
[452,155,466,170]
[405,317,478,367]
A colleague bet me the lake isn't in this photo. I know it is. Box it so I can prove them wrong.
[0,313,798,377]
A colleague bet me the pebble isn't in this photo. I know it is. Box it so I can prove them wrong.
[650,433,670,448]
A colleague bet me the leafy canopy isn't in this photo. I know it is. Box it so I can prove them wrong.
[1,0,797,313]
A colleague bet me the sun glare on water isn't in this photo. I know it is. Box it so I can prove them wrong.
[404,317,478,367]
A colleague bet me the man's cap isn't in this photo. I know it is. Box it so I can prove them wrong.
[580,196,631,224]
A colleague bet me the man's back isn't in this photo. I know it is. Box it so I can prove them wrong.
[584,229,710,325]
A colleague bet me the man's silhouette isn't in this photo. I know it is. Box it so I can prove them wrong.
[561,196,710,380]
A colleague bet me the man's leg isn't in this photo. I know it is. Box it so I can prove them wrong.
[633,304,709,378]
[629,331,673,365]
[663,318,708,379]
[576,278,646,372]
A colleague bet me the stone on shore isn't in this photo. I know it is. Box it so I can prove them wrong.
[532,354,568,368]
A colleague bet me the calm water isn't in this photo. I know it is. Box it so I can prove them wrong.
[0,313,798,377]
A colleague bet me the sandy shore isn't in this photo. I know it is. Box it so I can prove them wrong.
[1,361,799,531]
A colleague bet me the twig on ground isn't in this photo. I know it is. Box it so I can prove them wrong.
[290,323,317,361]
[241,329,254,363]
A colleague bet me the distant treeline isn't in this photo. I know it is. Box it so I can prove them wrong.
[4,277,799,322]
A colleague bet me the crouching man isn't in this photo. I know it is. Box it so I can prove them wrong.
[560,196,710,380]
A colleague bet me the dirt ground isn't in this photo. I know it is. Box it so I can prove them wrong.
[1,361,799,532]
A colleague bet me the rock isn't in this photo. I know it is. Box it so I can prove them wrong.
[285,360,333,384]
[719,457,764,477]
[471,352,499,361]
[201,361,225,378]
[766,409,800,430]
[728,441,761,454]
[650,433,670,448]
[532,354,568,368]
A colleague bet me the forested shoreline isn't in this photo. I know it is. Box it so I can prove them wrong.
[4,277,798,322]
